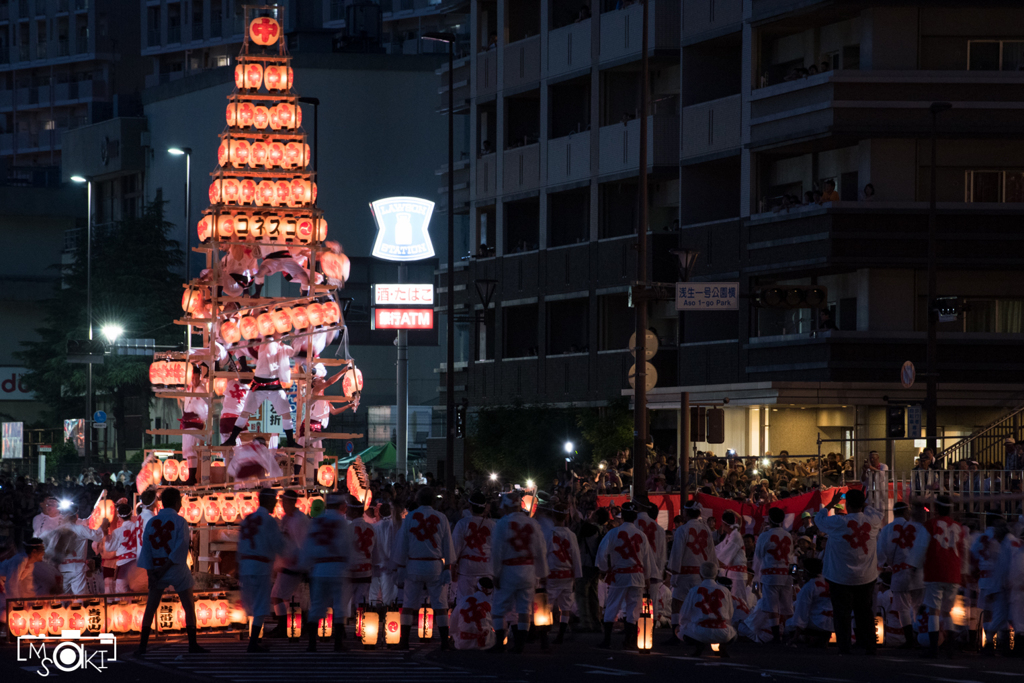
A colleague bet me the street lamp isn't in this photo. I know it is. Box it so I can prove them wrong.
[489,473,498,482]
[70,174,94,467]
[564,441,574,454]
[101,324,124,343]
[422,31,457,490]
[168,147,192,346]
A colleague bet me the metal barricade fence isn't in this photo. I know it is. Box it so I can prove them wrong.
[887,469,1023,520]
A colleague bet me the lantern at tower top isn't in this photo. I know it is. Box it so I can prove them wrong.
[249,16,281,46]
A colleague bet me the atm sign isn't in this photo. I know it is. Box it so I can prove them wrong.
[373,308,434,330]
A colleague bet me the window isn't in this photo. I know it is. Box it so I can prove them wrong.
[968,40,1024,71]
[965,170,1024,203]
[215,55,229,67]
[598,294,631,350]
[502,304,538,358]
[942,298,1024,333]
[547,298,589,355]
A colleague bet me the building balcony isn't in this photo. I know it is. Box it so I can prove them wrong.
[745,202,1024,276]
[547,131,590,186]
[682,0,742,44]
[475,152,497,199]
[598,114,679,177]
[502,142,540,194]
[681,93,741,162]
[477,49,497,98]
[599,0,681,66]
[436,56,470,113]
[435,159,471,215]
[504,35,540,92]
[543,242,591,294]
[749,70,1024,152]
[548,18,591,79]
[544,353,593,400]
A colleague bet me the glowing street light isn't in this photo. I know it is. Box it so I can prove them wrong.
[101,324,124,342]
[526,479,534,489]
[564,441,574,454]
[489,473,498,481]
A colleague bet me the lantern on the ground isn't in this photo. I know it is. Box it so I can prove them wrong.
[286,601,302,639]
[163,458,181,483]
[271,309,292,334]
[108,604,132,633]
[239,316,260,340]
[253,105,270,129]
[637,593,654,651]
[46,606,68,635]
[195,599,214,627]
[203,495,221,524]
[243,63,263,89]
[384,610,401,645]
[249,16,281,46]
[213,601,232,627]
[317,463,336,487]
[183,497,203,525]
[8,606,30,637]
[318,608,333,639]
[361,610,379,648]
[874,615,884,645]
[533,591,552,627]
[131,603,147,632]
[951,595,968,627]
[67,604,87,632]
[256,313,275,337]
[306,302,325,327]
[418,604,434,640]
[288,306,310,330]
[250,141,268,167]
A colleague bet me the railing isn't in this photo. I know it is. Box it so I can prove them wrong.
[888,469,1024,519]
[937,403,1024,467]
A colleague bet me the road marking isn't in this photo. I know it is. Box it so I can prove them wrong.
[925,664,968,669]
[574,664,642,676]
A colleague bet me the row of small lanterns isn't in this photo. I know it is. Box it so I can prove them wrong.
[219,300,342,345]
[218,136,309,169]
[226,101,302,132]
[196,211,326,244]
[233,62,293,92]
[209,177,316,207]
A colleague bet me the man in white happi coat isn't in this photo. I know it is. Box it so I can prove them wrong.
[666,502,717,645]
[680,561,736,657]
[877,501,928,647]
[268,489,310,637]
[752,507,795,642]
[395,488,454,650]
[32,495,63,539]
[224,341,298,447]
[544,504,581,645]
[347,494,377,614]
[489,492,548,653]
[239,488,286,652]
[716,510,751,606]
[46,502,104,595]
[299,492,351,652]
[596,501,657,650]
[105,503,148,593]
[452,492,495,605]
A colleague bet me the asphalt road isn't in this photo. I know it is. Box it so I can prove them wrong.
[3,630,1021,683]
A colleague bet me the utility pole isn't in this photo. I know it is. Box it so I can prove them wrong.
[633,0,651,499]
[926,102,951,452]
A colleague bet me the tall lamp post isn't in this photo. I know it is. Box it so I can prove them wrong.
[423,31,456,489]
[633,0,651,499]
[169,147,192,346]
[926,102,952,453]
[70,175,93,467]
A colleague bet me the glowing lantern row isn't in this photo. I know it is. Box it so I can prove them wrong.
[220,300,342,344]
[233,62,292,90]
[219,137,309,169]
[226,101,301,131]
[210,178,316,208]
[198,212,325,244]
[149,360,193,387]
[183,497,203,525]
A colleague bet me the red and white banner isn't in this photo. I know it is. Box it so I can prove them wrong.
[372,308,433,330]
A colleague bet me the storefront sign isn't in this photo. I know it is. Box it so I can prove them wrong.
[369,197,435,262]
[676,282,739,310]
[373,308,434,330]
[374,284,434,306]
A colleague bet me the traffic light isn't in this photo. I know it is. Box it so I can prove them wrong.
[886,406,906,438]
[706,408,725,444]
[755,285,828,309]
[690,406,706,442]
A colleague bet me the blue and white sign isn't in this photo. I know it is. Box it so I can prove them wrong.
[676,282,740,311]
[369,196,435,262]
[93,410,107,424]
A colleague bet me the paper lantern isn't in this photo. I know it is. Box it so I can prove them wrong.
[637,594,654,651]
[287,67,295,90]
[384,611,401,645]
[131,603,147,632]
[418,606,434,640]
[318,608,333,639]
[295,495,311,515]
[183,497,203,525]
[234,65,244,89]
[342,367,363,398]
[46,606,68,635]
[239,316,260,340]
[295,218,315,242]
[711,642,720,651]
[229,140,251,168]
[276,103,296,128]
[150,360,192,387]
[283,142,303,168]
[67,605,87,632]
[306,302,325,327]
[288,306,310,330]
[316,217,328,241]
[272,500,285,519]
[533,591,552,627]
[237,102,255,127]
[287,601,302,639]
[268,106,282,131]
[8,606,30,638]
[213,600,232,627]
[226,102,238,127]
[163,458,181,483]
[289,179,313,207]
[275,180,292,206]
[220,495,240,523]
[317,464,336,488]
[362,610,379,648]
[108,604,132,633]
[322,301,341,326]
[197,215,213,242]
[874,615,884,646]
[217,140,229,166]
[250,141,268,167]
[210,178,241,204]
[221,320,241,345]
[182,286,204,313]
[267,142,285,169]
[264,65,286,90]
[238,493,258,518]
[195,600,214,627]
[218,214,236,238]
[253,106,270,130]
[88,504,104,530]
[256,180,277,206]
[321,251,350,283]
[240,179,257,204]
[150,460,163,485]
[951,595,968,627]
[243,62,263,89]
[256,313,276,337]
[271,309,292,334]
[249,16,281,46]
[203,495,221,524]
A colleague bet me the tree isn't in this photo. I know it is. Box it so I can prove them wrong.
[469,402,578,485]
[576,398,634,466]
[17,201,183,461]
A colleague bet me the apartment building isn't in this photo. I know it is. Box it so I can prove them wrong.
[0,0,142,169]
[437,0,1024,467]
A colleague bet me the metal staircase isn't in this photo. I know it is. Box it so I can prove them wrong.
[936,404,1024,466]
